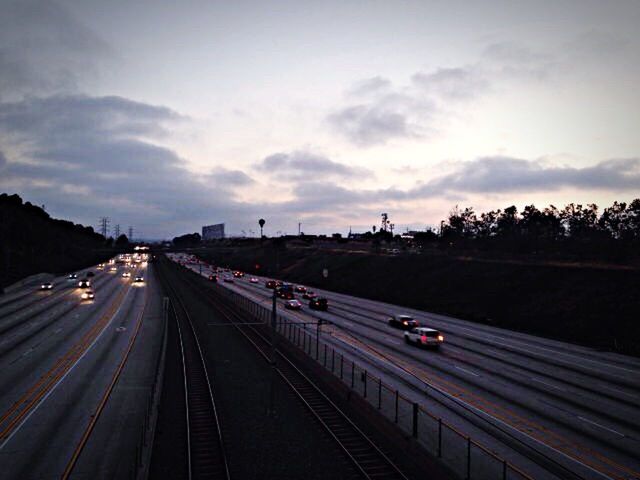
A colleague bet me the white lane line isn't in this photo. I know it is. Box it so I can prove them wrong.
[599,384,638,398]
[21,348,34,357]
[577,416,625,437]
[531,378,567,392]
[54,328,62,334]
[0,284,134,451]
[455,366,479,377]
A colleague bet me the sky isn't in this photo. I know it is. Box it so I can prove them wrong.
[1,0,639,239]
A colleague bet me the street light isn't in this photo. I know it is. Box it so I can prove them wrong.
[259,218,265,239]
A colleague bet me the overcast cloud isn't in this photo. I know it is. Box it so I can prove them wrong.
[1,0,639,237]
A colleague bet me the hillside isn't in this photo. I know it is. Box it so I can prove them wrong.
[0,193,113,290]
[193,243,640,356]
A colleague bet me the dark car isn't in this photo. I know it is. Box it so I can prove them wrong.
[78,279,91,288]
[309,297,328,311]
[295,285,307,293]
[388,314,419,330]
[208,274,217,282]
[86,271,95,277]
[265,280,276,289]
[276,284,295,300]
[40,282,54,290]
[285,299,302,310]
[302,291,316,300]
[68,273,78,280]
[233,271,244,278]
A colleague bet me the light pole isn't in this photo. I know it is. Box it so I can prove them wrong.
[268,285,277,415]
[259,218,265,239]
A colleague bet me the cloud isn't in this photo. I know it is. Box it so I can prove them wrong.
[256,151,373,179]
[412,67,489,100]
[348,76,392,96]
[0,94,252,237]
[417,156,640,195]
[206,168,254,186]
[0,0,110,100]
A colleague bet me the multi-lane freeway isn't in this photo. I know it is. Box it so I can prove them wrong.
[0,256,165,479]
[170,253,640,480]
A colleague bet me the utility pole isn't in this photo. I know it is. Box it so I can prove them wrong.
[98,217,110,238]
[298,222,301,236]
[269,287,278,415]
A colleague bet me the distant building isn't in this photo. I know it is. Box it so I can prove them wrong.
[202,223,225,240]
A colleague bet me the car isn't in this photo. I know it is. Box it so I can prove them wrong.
[302,291,316,300]
[309,297,328,311]
[223,276,234,283]
[208,274,217,282]
[388,314,419,330]
[233,271,244,278]
[86,271,95,277]
[122,272,131,278]
[404,327,444,349]
[249,277,259,284]
[275,280,283,287]
[295,285,307,293]
[285,299,302,310]
[68,273,78,280]
[97,264,104,270]
[78,279,91,288]
[134,276,144,283]
[265,280,276,289]
[276,285,295,300]
[40,282,53,290]
[81,289,95,300]
[110,266,117,272]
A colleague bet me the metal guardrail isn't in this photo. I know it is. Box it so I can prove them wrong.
[208,283,534,480]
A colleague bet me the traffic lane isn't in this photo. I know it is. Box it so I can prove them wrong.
[271,306,640,480]
[308,284,640,379]
[0,272,120,358]
[206,273,640,475]
[70,265,163,479]
[0,261,113,314]
[179,260,640,404]
[0,271,130,420]
[0,264,114,328]
[318,297,640,410]
[173,257,640,479]
[0,279,146,479]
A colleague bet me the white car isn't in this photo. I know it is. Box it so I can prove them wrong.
[404,327,444,349]
[249,277,259,284]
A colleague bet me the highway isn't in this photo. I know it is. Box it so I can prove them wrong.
[170,253,640,480]
[0,256,165,479]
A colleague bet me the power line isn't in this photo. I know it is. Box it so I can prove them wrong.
[98,217,110,237]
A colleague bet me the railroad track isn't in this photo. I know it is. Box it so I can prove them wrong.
[157,263,230,480]
[167,258,410,480]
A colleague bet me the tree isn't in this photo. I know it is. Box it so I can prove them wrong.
[115,234,129,246]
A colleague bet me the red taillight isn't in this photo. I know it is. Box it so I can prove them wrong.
[421,335,427,342]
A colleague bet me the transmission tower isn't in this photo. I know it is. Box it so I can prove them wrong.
[381,213,389,232]
[114,224,121,238]
[128,226,134,241]
[98,217,110,237]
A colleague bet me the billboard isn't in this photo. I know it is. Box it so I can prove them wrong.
[202,223,225,240]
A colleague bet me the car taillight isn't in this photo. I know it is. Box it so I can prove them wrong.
[421,335,427,342]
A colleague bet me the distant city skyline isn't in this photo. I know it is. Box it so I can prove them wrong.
[1,0,639,238]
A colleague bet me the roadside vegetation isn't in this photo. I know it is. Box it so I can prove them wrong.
[0,193,119,290]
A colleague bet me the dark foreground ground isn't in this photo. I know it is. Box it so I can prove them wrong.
[192,244,640,356]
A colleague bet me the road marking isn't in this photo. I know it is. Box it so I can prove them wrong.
[578,416,625,437]
[530,378,566,392]
[455,366,479,377]
[599,384,638,398]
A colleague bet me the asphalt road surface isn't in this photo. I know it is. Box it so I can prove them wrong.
[170,253,640,480]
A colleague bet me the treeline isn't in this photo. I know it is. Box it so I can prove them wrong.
[0,193,113,289]
[173,232,201,247]
[411,199,640,261]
